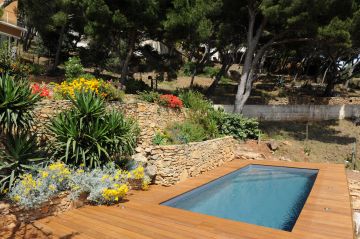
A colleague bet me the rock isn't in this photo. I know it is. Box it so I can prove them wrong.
[179,170,189,182]
[237,151,266,160]
[279,156,291,162]
[135,147,143,153]
[132,153,148,164]
[354,212,360,235]
[267,140,279,151]
[145,165,157,180]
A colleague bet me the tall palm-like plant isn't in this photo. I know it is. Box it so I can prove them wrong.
[49,91,139,168]
[0,74,40,133]
[0,73,44,192]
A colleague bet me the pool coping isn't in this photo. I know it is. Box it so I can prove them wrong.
[128,160,354,239]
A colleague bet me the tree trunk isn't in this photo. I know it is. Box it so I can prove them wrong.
[121,30,136,84]
[190,67,197,88]
[53,23,66,70]
[22,27,32,52]
[234,8,268,113]
[206,60,229,96]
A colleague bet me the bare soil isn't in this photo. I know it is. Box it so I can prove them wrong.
[260,120,360,165]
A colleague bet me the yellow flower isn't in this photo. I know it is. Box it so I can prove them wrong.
[49,185,56,191]
[12,195,20,202]
[41,171,49,178]
[131,167,145,180]
[102,184,129,202]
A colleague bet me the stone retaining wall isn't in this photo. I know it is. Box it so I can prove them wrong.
[141,136,238,186]
[33,100,186,150]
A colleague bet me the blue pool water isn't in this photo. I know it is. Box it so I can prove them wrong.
[161,165,318,231]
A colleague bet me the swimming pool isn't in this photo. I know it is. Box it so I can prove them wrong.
[161,165,318,231]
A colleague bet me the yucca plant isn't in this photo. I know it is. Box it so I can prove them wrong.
[49,91,139,168]
[0,73,43,194]
[0,132,44,192]
[0,73,41,133]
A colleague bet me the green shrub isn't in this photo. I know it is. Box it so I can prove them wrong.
[0,74,43,193]
[29,64,45,76]
[48,91,139,168]
[65,56,84,80]
[178,90,212,111]
[0,131,44,192]
[152,132,169,145]
[178,90,219,138]
[203,66,220,78]
[215,110,260,140]
[124,78,151,93]
[138,91,161,103]
[0,74,41,132]
[166,121,207,144]
[9,162,149,208]
[182,61,196,76]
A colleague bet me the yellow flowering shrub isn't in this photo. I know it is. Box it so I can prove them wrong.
[9,163,150,208]
[54,77,124,101]
[102,184,129,202]
[131,166,145,180]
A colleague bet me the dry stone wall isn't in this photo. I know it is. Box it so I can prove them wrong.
[33,100,186,150]
[142,136,238,186]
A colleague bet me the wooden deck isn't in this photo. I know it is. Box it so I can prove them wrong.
[37,160,354,239]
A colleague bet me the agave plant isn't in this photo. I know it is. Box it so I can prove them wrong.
[49,91,139,168]
[0,131,45,192]
[0,73,41,133]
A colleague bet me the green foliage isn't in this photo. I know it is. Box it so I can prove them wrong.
[178,90,212,111]
[0,131,44,193]
[318,17,352,49]
[65,56,84,80]
[203,66,220,78]
[152,132,169,145]
[215,110,260,140]
[178,90,219,138]
[9,162,148,208]
[8,161,70,208]
[138,91,161,103]
[166,121,207,144]
[182,61,196,76]
[0,74,41,132]
[124,78,151,93]
[49,91,139,168]
[29,64,46,76]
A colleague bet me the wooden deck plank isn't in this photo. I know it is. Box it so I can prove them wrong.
[37,159,354,239]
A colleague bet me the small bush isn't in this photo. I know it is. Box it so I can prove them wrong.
[152,132,169,145]
[138,91,161,103]
[178,90,212,111]
[9,162,149,208]
[159,94,183,109]
[0,131,45,192]
[124,78,150,93]
[49,91,139,168]
[166,121,207,144]
[29,64,45,76]
[215,110,260,140]
[182,61,196,76]
[0,74,41,132]
[9,162,71,208]
[64,56,84,80]
[203,66,220,78]
[54,77,124,101]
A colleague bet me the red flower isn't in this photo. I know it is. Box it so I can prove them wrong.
[32,83,50,98]
[160,94,183,108]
